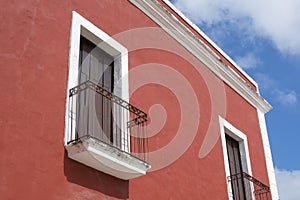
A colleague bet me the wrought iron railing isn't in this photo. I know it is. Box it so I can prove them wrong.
[67,80,148,161]
[228,172,271,200]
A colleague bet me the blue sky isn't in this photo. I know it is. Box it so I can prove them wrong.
[170,0,300,199]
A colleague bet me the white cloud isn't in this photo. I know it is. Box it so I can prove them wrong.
[173,0,300,55]
[254,73,277,90]
[254,73,298,106]
[235,53,262,69]
[276,90,298,106]
[275,169,300,200]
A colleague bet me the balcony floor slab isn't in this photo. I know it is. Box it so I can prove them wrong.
[66,136,151,180]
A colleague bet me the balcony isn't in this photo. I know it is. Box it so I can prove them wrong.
[65,81,151,180]
[228,172,271,200]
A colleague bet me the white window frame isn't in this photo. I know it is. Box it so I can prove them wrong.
[219,116,254,200]
[64,11,129,151]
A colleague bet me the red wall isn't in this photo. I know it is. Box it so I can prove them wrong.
[0,0,269,199]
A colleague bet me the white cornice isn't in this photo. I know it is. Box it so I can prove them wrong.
[129,0,272,113]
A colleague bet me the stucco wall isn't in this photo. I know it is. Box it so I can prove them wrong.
[0,0,270,199]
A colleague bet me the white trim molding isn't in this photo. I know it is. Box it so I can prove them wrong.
[257,109,279,200]
[129,0,272,113]
[219,116,254,200]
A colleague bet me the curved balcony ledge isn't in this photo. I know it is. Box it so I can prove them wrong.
[66,136,151,180]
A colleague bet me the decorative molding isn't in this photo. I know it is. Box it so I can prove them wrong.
[257,110,279,200]
[129,0,272,113]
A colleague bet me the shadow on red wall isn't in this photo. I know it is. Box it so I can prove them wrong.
[64,150,129,199]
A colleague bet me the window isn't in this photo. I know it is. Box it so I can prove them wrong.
[219,117,272,199]
[64,11,129,150]
[64,11,150,180]
[77,35,117,147]
[226,134,248,199]
[219,117,253,200]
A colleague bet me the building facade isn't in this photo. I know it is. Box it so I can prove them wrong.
[0,0,279,199]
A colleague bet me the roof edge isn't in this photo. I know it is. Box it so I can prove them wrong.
[161,0,258,88]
